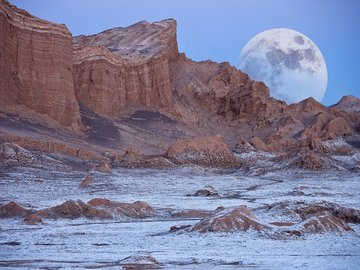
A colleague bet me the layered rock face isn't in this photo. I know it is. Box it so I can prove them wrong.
[72,19,178,116]
[0,0,81,129]
[0,1,359,170]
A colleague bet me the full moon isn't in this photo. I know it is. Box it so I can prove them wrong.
[239,28,328,104]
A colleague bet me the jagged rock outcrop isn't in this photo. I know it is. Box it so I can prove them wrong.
[170,55,286,125]
[0,0,81,129]
[72,19,178,116]
[289,149,327,170]
[0,1,359,171]
[166,135,237,167]
[1,143,36,164]
[331,95,360,114]
[301,113,352,140]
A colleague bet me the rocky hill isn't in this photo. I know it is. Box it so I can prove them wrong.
[0,0,359,172]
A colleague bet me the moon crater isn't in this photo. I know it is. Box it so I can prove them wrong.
[239,28,328,104]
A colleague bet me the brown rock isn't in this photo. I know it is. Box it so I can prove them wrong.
[171,209,214,219]
[0,0,81,129]
[191,205,270,233]
[171,56,285,125]
[169,224,192,232]
[0,143,36,164]
[302,214,353,233]
[87,198,155,219]
[234,136,255,153]
[37,200,113,219]
[98,161,112,173]
[80,174,92,188]
[144,157,175,169]
[119,254,162,269]
[296,202,360,224]
[0,201,33,218]
[289,149,326,170]
[1,1,359,170]
[331,95,360,114]
[0,134,103,161]
[301,112,353,141]
[270,221,296,227]
[24,214,42,225]
[290,97,327,114]
[121,146,144,168]
[166,135,237,168]
[193,186,218,197]
[319,116,353,140]
[73,19,178,117]
[249,137,272,152]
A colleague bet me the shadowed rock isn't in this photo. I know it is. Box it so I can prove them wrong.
[1,143,36,165]
[24,213,43,225]
[331,95,360,114]
[268,201,359,235]
[191,205,270,233]
[0,1,359,172]
[80,174,93,188]
[289,149,327,170]
[296,202,360,224]
[193,186,219,197]
[119,254,162,269]
[0,201,33,218]
[37,200,113,219]
[144,157,175,169]
[169,224,192,232]
[97,161,112,173]
[0,0,81,129]
[88,198,155,218]
[301,214,353,233]
[170,209,214,219]
[166,135,237,168]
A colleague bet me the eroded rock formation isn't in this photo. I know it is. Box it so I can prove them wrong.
[0,0,81,129]
[87,198,156,219]
[0,1,359,170]
[0,201,33,218]
[37,200,113,219]
[191,205,270,233]
[166,135,237,167]
[72,19,178,116]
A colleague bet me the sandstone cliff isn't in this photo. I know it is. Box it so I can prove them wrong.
[72,19,178,116]
[0,0,81,129]
[0,1,359,171]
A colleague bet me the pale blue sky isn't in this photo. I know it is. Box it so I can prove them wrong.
[10,0,360,105]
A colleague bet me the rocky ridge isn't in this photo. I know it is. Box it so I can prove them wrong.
[0,0,359,171]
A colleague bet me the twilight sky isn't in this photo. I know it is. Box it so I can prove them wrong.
[10,0,360,105]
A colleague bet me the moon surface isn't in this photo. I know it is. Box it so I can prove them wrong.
[239,28,328,104]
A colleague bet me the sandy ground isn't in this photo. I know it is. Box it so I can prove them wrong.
[0,166,359,269]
